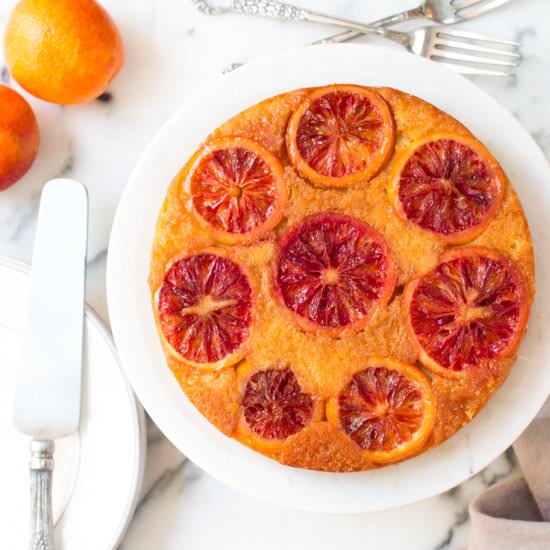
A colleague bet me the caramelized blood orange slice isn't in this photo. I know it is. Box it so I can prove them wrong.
[187,137,287,244]
[156,251,253,369]
[388,133,504,244]
[238,366,322,447]
[404,247,529,378]
[286,85,395,188]
[274,212,396,336]
[326,357,434,463]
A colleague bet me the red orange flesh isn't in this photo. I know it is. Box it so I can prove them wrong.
[404,247,529,378]
[157,251,253,369]
[188,137,287,244]
[286,85,395,188]
[274,212,396,336]
[389,133,504,244]
[327,357,434,463]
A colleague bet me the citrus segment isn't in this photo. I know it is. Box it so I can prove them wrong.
[286,85,395,188]
[389,133,504,243]
[188,137,287,244]
[404,247,529,378]
[275,213,396,335]
[157,252,253,369]
[327,357,434,463]
[241,368,315,440]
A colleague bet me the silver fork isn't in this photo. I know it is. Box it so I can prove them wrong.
[316,0,515,45]
[194,0,520,76]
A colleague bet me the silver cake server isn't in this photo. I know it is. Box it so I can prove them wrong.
[14,178,88,550]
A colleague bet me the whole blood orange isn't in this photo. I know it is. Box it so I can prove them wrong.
[0,85,39,190]
[388,133,504,244]
[274,212,396,336]
[286,85,395,188]
[326,356,434,463]
[404,247,529,378]
[187,137,287,244]
[4,0,124,104]
[156,251,253,370]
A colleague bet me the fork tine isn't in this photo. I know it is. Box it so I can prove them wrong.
[436,28,520,47]
[436,39,520,59]
[451,0,491,9]
[436,60,515,77]
[432,50,518,67]
[455,0,514,20]
[438,62,515,77]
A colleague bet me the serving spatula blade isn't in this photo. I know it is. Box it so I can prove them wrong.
[14,178,88,550]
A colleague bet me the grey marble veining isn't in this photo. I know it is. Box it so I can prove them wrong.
[0,0,548,548]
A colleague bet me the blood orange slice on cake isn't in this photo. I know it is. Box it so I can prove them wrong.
[187,137,287,244]
[156,251,253,369]
[326,357,434,463]
[286,85,395,188]
[238,365,322,449]
[404,247,529,378]
[274,212,396,336]
[388,133,504,244]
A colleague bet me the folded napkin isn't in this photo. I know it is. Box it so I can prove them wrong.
[468,397,550,549]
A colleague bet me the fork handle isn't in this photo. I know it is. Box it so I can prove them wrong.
[231,0,411,48]
[232,0,308,21]
[29,440,55,550]
[314,7,425,45]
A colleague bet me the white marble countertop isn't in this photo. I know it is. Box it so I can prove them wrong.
[1,0,548,548]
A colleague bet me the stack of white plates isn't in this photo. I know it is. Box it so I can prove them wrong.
[0,257,145,549]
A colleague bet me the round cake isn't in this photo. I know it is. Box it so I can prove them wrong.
[149,85,534,472]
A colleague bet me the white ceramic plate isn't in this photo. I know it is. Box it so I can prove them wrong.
[0,257,146,548]
[107,44,550,514]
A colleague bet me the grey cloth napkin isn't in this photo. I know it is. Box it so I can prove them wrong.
[468,398,550,549]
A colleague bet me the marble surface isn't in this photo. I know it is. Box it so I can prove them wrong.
[0,0,548,548]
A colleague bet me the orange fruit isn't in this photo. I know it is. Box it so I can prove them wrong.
[286,84,395,188]
[326,356,434,463]
[403,247,530,379]
[274,212,396,336]
[4,0,124,105]
[0,84,39,190]
[388,133,504,244]
[155,250,254,370]
[187,137,288,244]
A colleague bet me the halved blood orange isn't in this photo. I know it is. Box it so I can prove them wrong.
[326,356,434,463]
[403,247,529,378]
[186,137,287,244]
[238,364,323,450]
[388,133,504,244]
[286,85,395,188]
[274,212,396,336]
[156,250,253,369]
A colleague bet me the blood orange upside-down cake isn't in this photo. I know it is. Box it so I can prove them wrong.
[149,85,534,472]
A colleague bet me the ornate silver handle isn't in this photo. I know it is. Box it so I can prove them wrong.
[29,440,55,550]
[232,0,307,21]
[231,0,412,49]
[313,7,425,45]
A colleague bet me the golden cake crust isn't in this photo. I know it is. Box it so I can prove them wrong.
[149,86,534,472]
